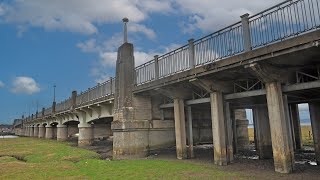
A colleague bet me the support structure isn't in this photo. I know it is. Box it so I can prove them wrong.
[290,104,303,150]
[253,105,273,159]
[266,82,294,173]
[309,102,320,164]
[57,124,68,141]
[38,125,45,138]
[174,99,187,159]
[210,91,228,165]
[186,106,194,158]
[45,124,53,139]
[78,123,94,146]
[34,125,39,137]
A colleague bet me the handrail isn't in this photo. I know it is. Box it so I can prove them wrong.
[134,0,320,85]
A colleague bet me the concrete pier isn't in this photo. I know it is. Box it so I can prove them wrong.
[174,98,187,159]
[38,125,45,138]
[290,104,303,150]
[186,106,195,158]
[210,91,228,166]
[57,125,68,141]
[266,82,294,173]
[45,124,53,139]
[34,125,39,137]
[30,126,34,137]
[253,105,273,159]
[78,123,94,146]
[234,109,249,151]
[309,102,320,164]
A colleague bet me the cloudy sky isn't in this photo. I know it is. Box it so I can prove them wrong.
[1,0,306,124]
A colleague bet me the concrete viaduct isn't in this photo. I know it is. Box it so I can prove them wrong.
[13,0,320,174]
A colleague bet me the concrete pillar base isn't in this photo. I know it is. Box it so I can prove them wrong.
[235,118,249,151]
[210,91,228,166]
[309,102,320,164]
[34,126,39,137]
[174,99,187,160]
[78,123,93,146]
[57,125,68,141]
[38,126,45,138]
[112,121,150,159]
[45,125,53,139]
[266,82,294,173]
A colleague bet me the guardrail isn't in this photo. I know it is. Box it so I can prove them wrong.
[135,0,320,85]
[76,77,115,106]
[24,78,115,121]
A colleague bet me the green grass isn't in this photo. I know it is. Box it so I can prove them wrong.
[0,138,242,180]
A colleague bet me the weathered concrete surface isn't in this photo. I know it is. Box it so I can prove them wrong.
[290,104,303,150]
[57,125,68,141]
[309,102,320,164]
[235,109,249,151]
[33,126,39,137]
[93,124,112,139]
[67,126,78,137]
[210,91,228,165]
[253,105,273,159]
[38,126,45,138]
[266,82,294,173]
[45,125,53,139]
[30,127,34,137]
[78,123,94,146]
[174,98,187,159]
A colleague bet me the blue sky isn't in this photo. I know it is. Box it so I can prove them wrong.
[0,0,292,124]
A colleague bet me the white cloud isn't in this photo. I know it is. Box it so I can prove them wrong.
[11,77,40,95]
[175,0,283,33]
[0,81,5,88]
[0,0,172,35]
[129,23,156,40]
[77,39,101,53]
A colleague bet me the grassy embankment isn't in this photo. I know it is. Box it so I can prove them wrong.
[0,138,243,180]
[248,125,313,146]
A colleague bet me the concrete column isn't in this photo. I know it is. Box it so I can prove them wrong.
[290,104,303,150]
[45,124,54,139]
[235,119,249,150]
[30,126,34,137]
[266,82,294,173]
[210,91,228,166]
[34,126,39,137]
[186,106,194,158]
[225,102,234,163]
[174,99,187,159]
[78,123,94,146]
[253,105,273,159]
[57,125,68,141]
[309,102,320,164]
[38,126,45,138]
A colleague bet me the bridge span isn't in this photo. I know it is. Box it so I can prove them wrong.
[14,0,320,174]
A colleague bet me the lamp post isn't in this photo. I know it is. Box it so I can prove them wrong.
[123,17,129,43]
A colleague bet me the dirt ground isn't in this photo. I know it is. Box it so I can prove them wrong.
[80,139,320,180]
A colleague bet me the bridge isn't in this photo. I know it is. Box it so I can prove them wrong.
[14,0,320,174]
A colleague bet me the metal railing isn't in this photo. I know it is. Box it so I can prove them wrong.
[55,98,72,112]
[44,107,52,116]
[134,0,320,85]
[250,0,320,49]
[76,77,115,106]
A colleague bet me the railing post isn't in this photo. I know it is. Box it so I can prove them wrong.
[42,108,45,117]
[188,39,195,68]
[72,90,77,110]
[241,13,252,52]
[52,101,56,114]
[154,55,159,80]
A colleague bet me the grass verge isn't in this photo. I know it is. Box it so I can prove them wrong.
[0,138,242,180]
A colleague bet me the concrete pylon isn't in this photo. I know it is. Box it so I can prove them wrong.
[78,123,94,146]
[234,109,249,151]
[174,98,187,159]
[38,125,45,138]
[111,42,151,159]
[30,126,34,137]
[57,125,68,141]
[253,105,273,159]
[266,82,294,173]
[34,125,39,137]
[210,91,228,165]
[45,124,54,139]
[290,104,303,150]
[309,102,320,164]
